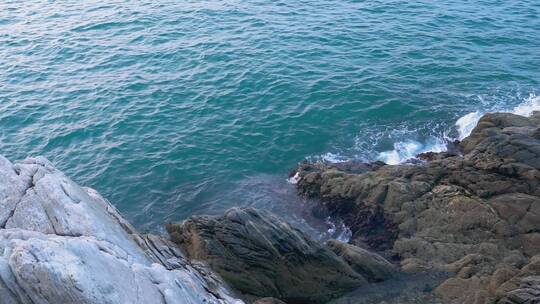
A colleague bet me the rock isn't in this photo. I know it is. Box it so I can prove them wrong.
[292,112,540,303]
[167,207,367,304]
[434,276,491,303]
[496,256,540,304]
[0,156,243,304]
[253,298,287,304]
[326,239,396,282]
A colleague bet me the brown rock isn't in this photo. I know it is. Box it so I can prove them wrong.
[167,207,367,304]
[292,112,540,303]
[253,298,287,304]
[326,239,396,282]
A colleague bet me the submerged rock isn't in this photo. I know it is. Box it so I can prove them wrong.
[292,112,540,303]
[167,207,374,304]
[0,156,242,304]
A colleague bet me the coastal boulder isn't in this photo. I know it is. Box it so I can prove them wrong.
[167,207,367,304]
[0,156,242,304]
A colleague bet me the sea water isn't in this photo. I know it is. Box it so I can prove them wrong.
[0,0,539,231]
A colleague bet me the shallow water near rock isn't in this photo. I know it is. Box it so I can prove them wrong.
[328,271,448,304]
[1,0,539,231]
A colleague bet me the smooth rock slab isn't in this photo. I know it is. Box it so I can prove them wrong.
[0,155,242,304]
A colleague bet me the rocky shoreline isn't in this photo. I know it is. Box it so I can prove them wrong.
[166,207,398,304]
[0,156,242,304]
[1,111,539,304]
[291,112,540,303]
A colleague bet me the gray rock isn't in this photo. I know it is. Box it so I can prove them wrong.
[0,156,243,304]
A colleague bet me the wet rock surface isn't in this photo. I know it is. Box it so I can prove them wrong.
[326,239,396,282]
[167,207,380,304]
[253,298,287,304]
[0,156,242,304]
[293,112,540,303]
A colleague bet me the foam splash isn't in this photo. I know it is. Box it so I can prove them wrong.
[456,93,540,139]
[318,93,539,166]
[287,172,300,184]
[378,93,540,164]
[456,111,483,140]
[325,217,352,243]
[377,137,447,165]
[320,152,349,163]
[511,94,540,117]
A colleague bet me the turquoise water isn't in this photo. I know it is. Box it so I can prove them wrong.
[1,0,539,231]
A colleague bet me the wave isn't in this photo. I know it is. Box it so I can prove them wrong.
[377,93,540,164]
[377,137,447,165]
[455,111,483,140]
[455,93,540,140]
[320,152,351,163]
[315,93,540,166]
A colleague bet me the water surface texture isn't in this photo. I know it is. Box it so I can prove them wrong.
[1,0,539,231]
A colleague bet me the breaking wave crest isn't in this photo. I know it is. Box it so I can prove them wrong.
[377,137,447,165]
[318,93,540,166]
[379,93,540,164]
[455,93,540,140]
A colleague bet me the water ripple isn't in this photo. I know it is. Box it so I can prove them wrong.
[0,0,538,231]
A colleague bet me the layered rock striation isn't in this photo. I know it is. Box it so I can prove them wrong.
[0,156,242,304]
[166,207,397,304]
[292,112,540,303]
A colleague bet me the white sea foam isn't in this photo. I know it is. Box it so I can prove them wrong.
[456,93,540,139]
[335,225,353,243]
[287,172,300,184]
[511,94,540,117]
[377,94,540,164]
[377,137,447,165]
[325,217,352,243]
[320,152,349,163]
[456,111,483,140]
[317,93,539,166]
